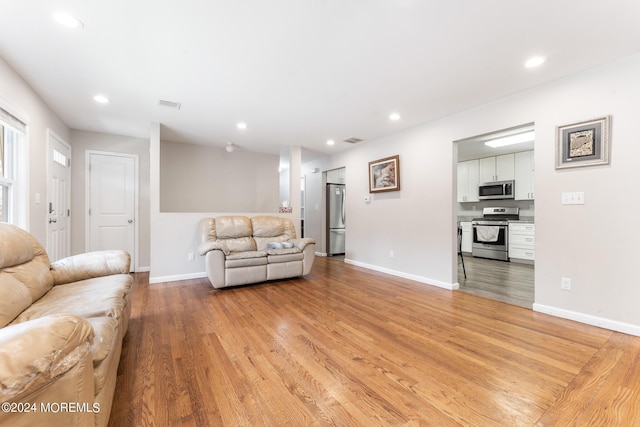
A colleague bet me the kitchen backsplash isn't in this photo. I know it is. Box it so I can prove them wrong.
[457,199,534,222]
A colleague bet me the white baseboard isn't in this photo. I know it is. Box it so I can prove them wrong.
[533,303,640,337]
[149,271,207,284]
[344,258,458,291]
[136,266,150,273]
[315,252,328,257]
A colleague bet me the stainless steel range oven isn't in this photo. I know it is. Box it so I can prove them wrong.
[471,207,519,261]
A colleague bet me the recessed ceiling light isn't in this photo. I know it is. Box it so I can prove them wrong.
[326,139,335,146]
[389,112,401,121]
[93,95,109,104]
[53,12,84,29]
[236,122,247,130]
[524,56,546,68]
[158,99,181,110]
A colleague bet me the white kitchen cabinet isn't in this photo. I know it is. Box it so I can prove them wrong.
[460,222,472,253]
[479,153,514,183]
[457,159,479,202]
[509,223,535,262]
[514,150,534,200]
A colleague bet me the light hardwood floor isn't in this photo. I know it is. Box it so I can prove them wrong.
[457,253,534,308]
[109,257,640,426]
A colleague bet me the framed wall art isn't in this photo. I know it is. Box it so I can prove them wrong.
[368,155,400,193]
[556,115,611,169]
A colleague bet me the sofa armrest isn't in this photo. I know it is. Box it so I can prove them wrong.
[198,241,230,256]
[289,238,316,251]
[50,250,131,286]
[0,314,94,401]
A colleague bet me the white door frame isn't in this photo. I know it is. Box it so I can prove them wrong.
[85,150,139,272]
[46,129,71,260]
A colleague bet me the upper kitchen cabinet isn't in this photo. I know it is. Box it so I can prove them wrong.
[457,159,479,202]
[514,150,534,200]
[479,153,514,183]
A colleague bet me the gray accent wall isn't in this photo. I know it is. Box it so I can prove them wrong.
[159,140,279,213]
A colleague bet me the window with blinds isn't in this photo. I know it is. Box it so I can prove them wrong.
[0,105,27,224]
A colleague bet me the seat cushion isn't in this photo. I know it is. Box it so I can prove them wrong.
[13,274,132,324]
[226,250,268,268]
[267,252,304,263]
[267,248,301,256]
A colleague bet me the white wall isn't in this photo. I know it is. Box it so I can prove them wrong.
[69,129,150,269]
[0,56,70,243]
[303,54,640,335]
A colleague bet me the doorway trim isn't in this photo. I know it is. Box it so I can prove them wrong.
[84,150,139,272]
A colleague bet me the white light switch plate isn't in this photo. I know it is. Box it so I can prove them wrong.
[562,192,584,205]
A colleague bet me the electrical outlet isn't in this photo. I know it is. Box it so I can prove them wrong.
[389,250,394,258]
[561,277,572,291]
[187,252,195,262]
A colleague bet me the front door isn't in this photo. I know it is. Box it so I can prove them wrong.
[86,151,137,271]
[47,130,71,262]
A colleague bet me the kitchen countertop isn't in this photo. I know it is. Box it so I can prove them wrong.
[509,218,534,223]
[457,216,535,223]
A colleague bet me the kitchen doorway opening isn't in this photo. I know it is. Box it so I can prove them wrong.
[454,124,535,308]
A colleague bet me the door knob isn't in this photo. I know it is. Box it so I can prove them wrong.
[49,218,57,224]
[128,219,134,224]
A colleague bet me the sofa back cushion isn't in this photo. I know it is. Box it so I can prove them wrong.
[0,275,32,328]
[0,223,55,327]
[251,216,297,251]
[214,216,256,253]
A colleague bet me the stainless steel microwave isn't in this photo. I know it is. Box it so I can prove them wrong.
[478,180,514,200]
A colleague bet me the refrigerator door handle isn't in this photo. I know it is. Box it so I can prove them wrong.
[341,188,346,225]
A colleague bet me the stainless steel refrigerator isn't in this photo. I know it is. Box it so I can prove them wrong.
[327,183,346,255]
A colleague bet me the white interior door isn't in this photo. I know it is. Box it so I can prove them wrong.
[47,130,71,262]
[87,152,136,271]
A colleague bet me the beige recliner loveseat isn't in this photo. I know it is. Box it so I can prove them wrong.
[0,222,132,427]
[198,215,315,288]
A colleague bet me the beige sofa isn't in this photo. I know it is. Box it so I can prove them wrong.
[198,215,315,288]
[0,222,132,427]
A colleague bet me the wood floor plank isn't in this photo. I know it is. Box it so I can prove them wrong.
[108,258,640,427]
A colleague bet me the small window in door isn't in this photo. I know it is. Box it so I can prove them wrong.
[53,149,67,166]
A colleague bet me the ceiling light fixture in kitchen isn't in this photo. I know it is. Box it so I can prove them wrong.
[524,56,546,68]
[485,131,535,148]
[389,112,401,121]
[93,95,109,104]
[53,12,84,29]
[326,139,335,146]
[236,122,247,130]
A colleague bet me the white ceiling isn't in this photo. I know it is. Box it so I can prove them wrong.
[1,1,639,156]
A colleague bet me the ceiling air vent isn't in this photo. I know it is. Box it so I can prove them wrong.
[343,137,363,144]
[158,99,182,110]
